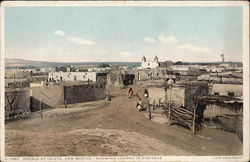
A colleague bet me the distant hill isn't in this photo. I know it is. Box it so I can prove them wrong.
[5,58,242,69]
[5,58,141,68]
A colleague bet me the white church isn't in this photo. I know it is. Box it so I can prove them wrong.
[139,56,160,69]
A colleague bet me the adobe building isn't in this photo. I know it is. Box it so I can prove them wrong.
[5,69,33,79]
[148,82,209,110]
[211,84,242,97]
[48,71,107,83]
[106,73,135,89]
[5,79,30,88]
[198,71,243,84]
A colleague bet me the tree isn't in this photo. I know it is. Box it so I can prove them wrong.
[99,63,110,68]
[174,61,183,65]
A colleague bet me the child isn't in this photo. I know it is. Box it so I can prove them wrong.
[128,87,133,98]
[137,98,143,112]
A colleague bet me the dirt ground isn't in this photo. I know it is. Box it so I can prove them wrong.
[5,89,242,156]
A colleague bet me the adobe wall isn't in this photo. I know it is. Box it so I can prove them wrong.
[203,104,243,142]
[133,69,164,81]
[65,84,105,104]
[48,72,97,82]
[204,104,243,118]
[106,74,124,89]
[5,90,30,114]
[212,84,242,97]
[184,86,208,110]
[5,71,32,79]
[166,87,185,107]
[30,85,64,111]
[148,87,166,105]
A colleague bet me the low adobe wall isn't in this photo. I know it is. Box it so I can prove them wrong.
[5,89,30,114]
[30,83,106,111]
[30,85,64,111]
[148,87,166,105]
[65,84,105,104]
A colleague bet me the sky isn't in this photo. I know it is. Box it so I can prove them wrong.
[4,6,243,62]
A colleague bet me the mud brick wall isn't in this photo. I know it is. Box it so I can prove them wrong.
[30,85,64,111]
[65,84,105,104]
[204,104,243,118]
[148,87,166,105]
[166,87,185,107]
[184,86,208,110]
[5,90,30,112]
[212,84,242,97]
[106,74,124,89]
[5,71,32,79]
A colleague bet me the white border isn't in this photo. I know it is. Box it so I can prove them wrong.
[0,1,249,161]
[0,1,5,161]
[0,1,249,7]
[242,3,250,161]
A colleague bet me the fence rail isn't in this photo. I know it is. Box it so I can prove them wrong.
[148,100,200,134]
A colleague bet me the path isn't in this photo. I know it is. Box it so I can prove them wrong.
[5,89,242,156]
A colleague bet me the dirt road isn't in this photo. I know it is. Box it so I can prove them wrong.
[5,89,242,156]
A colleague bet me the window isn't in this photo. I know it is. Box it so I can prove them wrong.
[83,75,85,78]
[214,92,219,96]
[228,92,235,97]
[148,63,150,66]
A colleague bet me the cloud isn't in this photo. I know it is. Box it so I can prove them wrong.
[179,43,213,54]
[120,51,132,58]
[144,37,155,43]
[159,35,178,44]
[67,36,95,46]
[54,30,65,37]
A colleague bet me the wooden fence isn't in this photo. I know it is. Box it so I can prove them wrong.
[148,99,200,134]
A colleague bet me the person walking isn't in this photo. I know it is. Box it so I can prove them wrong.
[128,87,133,98]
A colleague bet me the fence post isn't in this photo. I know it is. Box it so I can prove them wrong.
[148,103,151,120]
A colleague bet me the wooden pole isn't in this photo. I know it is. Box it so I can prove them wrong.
[148,103,151,120]
[168,86,172,125]
[192,101,199,134]
[40,98,43,119]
